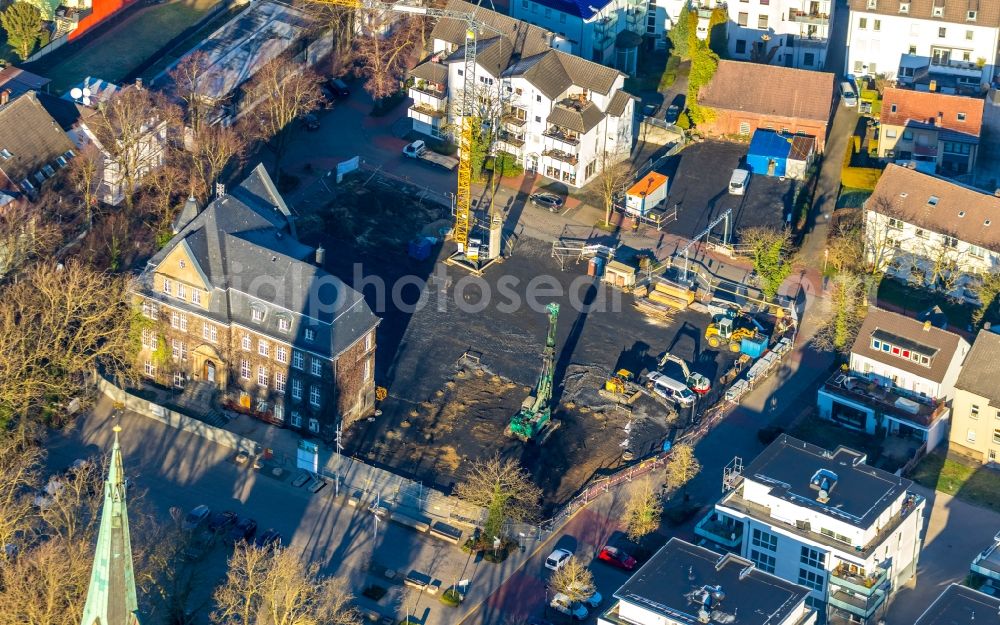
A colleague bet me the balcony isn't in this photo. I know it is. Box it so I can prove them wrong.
[542,149,578,166]
[498,131,525,148]
[829,586,887,619]
[543,127,581,147]
[788,8,829,23]
[792,35,828,48]
[830,562,889,595]
[409,82,446,100]
[971,534,1000,583]
[409,102,445,119]
[822,371,947,428]
[694,512,744,549]
[931,57,982,73]
[502,113,527,127]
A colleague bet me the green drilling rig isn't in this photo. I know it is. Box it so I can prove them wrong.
[508,302,560,442]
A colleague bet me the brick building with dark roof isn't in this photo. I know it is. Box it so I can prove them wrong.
[136,164,380,436]
[0,91,75,204]
[696,60,836,151]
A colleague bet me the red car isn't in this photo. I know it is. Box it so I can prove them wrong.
[598,545,637,570]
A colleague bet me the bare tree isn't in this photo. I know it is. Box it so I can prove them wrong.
[0,534,94,625]
[212,544,359,625]
[191,123,246,194]
[84,84,178,209]
[168,50,214,132]
[0,203,60,278]
[67,142,103,227]
[0,261,139,425]
[596,149,632,226]
[242,57,322,182]
[0,428,42,562]
[862,195,906,276]
[455,454,542,544]
[352,13,421,100]
[873,71,895,96]
[623,482,662,542]
[664,443,701,495]
[549,556,596,604]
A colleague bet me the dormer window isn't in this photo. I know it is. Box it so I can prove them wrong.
[304,328,316,342]
[278,317,291,332]
[867,0,876,8]
[958,112,967,121]
[871,336,934,367]
[967,9,976,20]
[928,195,939,206]
[899,1,909,12]
[932,5,943,16]
[0,149,12,159]
[251,306,265,323]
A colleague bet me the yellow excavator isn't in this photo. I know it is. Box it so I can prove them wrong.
[599,369,642,404]
[705,313,761,352]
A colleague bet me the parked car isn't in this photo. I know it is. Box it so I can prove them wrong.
[581,589,603,608]
[207,510,239,533]
[291,471,312,488]
[302,113,320,131]
[665,94,685,124]
[598,545,637,570]
[728,168,750,195]
[840,80,858,107]
[529,192,564,212]
[544,548,573,571]
[550,593,588,620]
[229,517,258,543]
[326,77,350,98]
[255,528,281,548]
[182,505,211,531]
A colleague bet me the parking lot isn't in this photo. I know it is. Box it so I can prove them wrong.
[655,141,801,242]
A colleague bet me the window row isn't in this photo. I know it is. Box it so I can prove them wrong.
[870,338,931,367]
[161,278,205,306]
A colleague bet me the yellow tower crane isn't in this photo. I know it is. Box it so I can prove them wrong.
[309,0,500,273]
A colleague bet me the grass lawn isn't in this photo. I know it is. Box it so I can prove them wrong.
[909,451,1000,514]
[836,186,872,209]
[876,278,976,329]
[140,3,242,83]
[33,0,220,94]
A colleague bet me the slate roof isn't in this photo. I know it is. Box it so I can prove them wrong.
[881,87,984,136]
[0,92,74,191]
[613,538,811,625]
[849,0,1000,27]
[867,164,1000,251]
[955,330,1000,405]
[0,66,50,98]
[546,100,605,133]
[606,90,636,117]
[914,584,1000,625]
[743,434,912,528]
[36,91,86,131]
[851,307,965,384]
[432,0,552,59]
[145,164,379,359]
[699,60,835,123]
[445,36,514,78]
[409,59,448,85]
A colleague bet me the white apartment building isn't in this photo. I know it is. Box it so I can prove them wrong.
[695,435,926,625]
[817,307,968,451]
[408,0,637,188]
[76,117,168,207]
[864,164,1000,301]
[510,0,646,74]
[846,0,999,94]
[598,537,817,625]
[948,330,1000,464]
[645,0,833,69]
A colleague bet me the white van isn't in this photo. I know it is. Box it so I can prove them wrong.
[645,372,697,407]
[840,81,858,107]
[728,168,750,195]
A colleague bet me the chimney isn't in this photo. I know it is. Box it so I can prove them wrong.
[315,245,325,266]
[1,89,10,105]
[929,79,937,92]
[936,112,943,126]
[923,320,932,332]
[135,77,143,90]
[215,182,225,198]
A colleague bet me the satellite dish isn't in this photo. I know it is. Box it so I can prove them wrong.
[82,87,91,97]
[81,96,92,106]
[70,87,83,100]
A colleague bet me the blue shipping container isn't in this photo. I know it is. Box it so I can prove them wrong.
[746,129,791,178]
[740,337,768,359]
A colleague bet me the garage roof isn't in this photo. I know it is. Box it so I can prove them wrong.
[699,60,834,123]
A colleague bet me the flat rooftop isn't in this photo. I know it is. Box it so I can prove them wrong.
[612,538,810,625]
[742,434,911,529]
[915,584,1000,625]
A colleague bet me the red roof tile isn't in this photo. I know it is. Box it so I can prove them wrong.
[881,87,984,136]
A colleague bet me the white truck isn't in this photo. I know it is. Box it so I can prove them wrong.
[402,140,459,170]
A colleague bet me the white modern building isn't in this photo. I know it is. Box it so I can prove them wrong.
[510,0,646,74]
[408,0,637,188]
[864,164,1000,301]
[695,435,926,625]
[598,537,817,625]
[817,307,968,451]
[846,0,999,94]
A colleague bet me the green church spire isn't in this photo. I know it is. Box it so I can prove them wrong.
[81,425,141,625]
